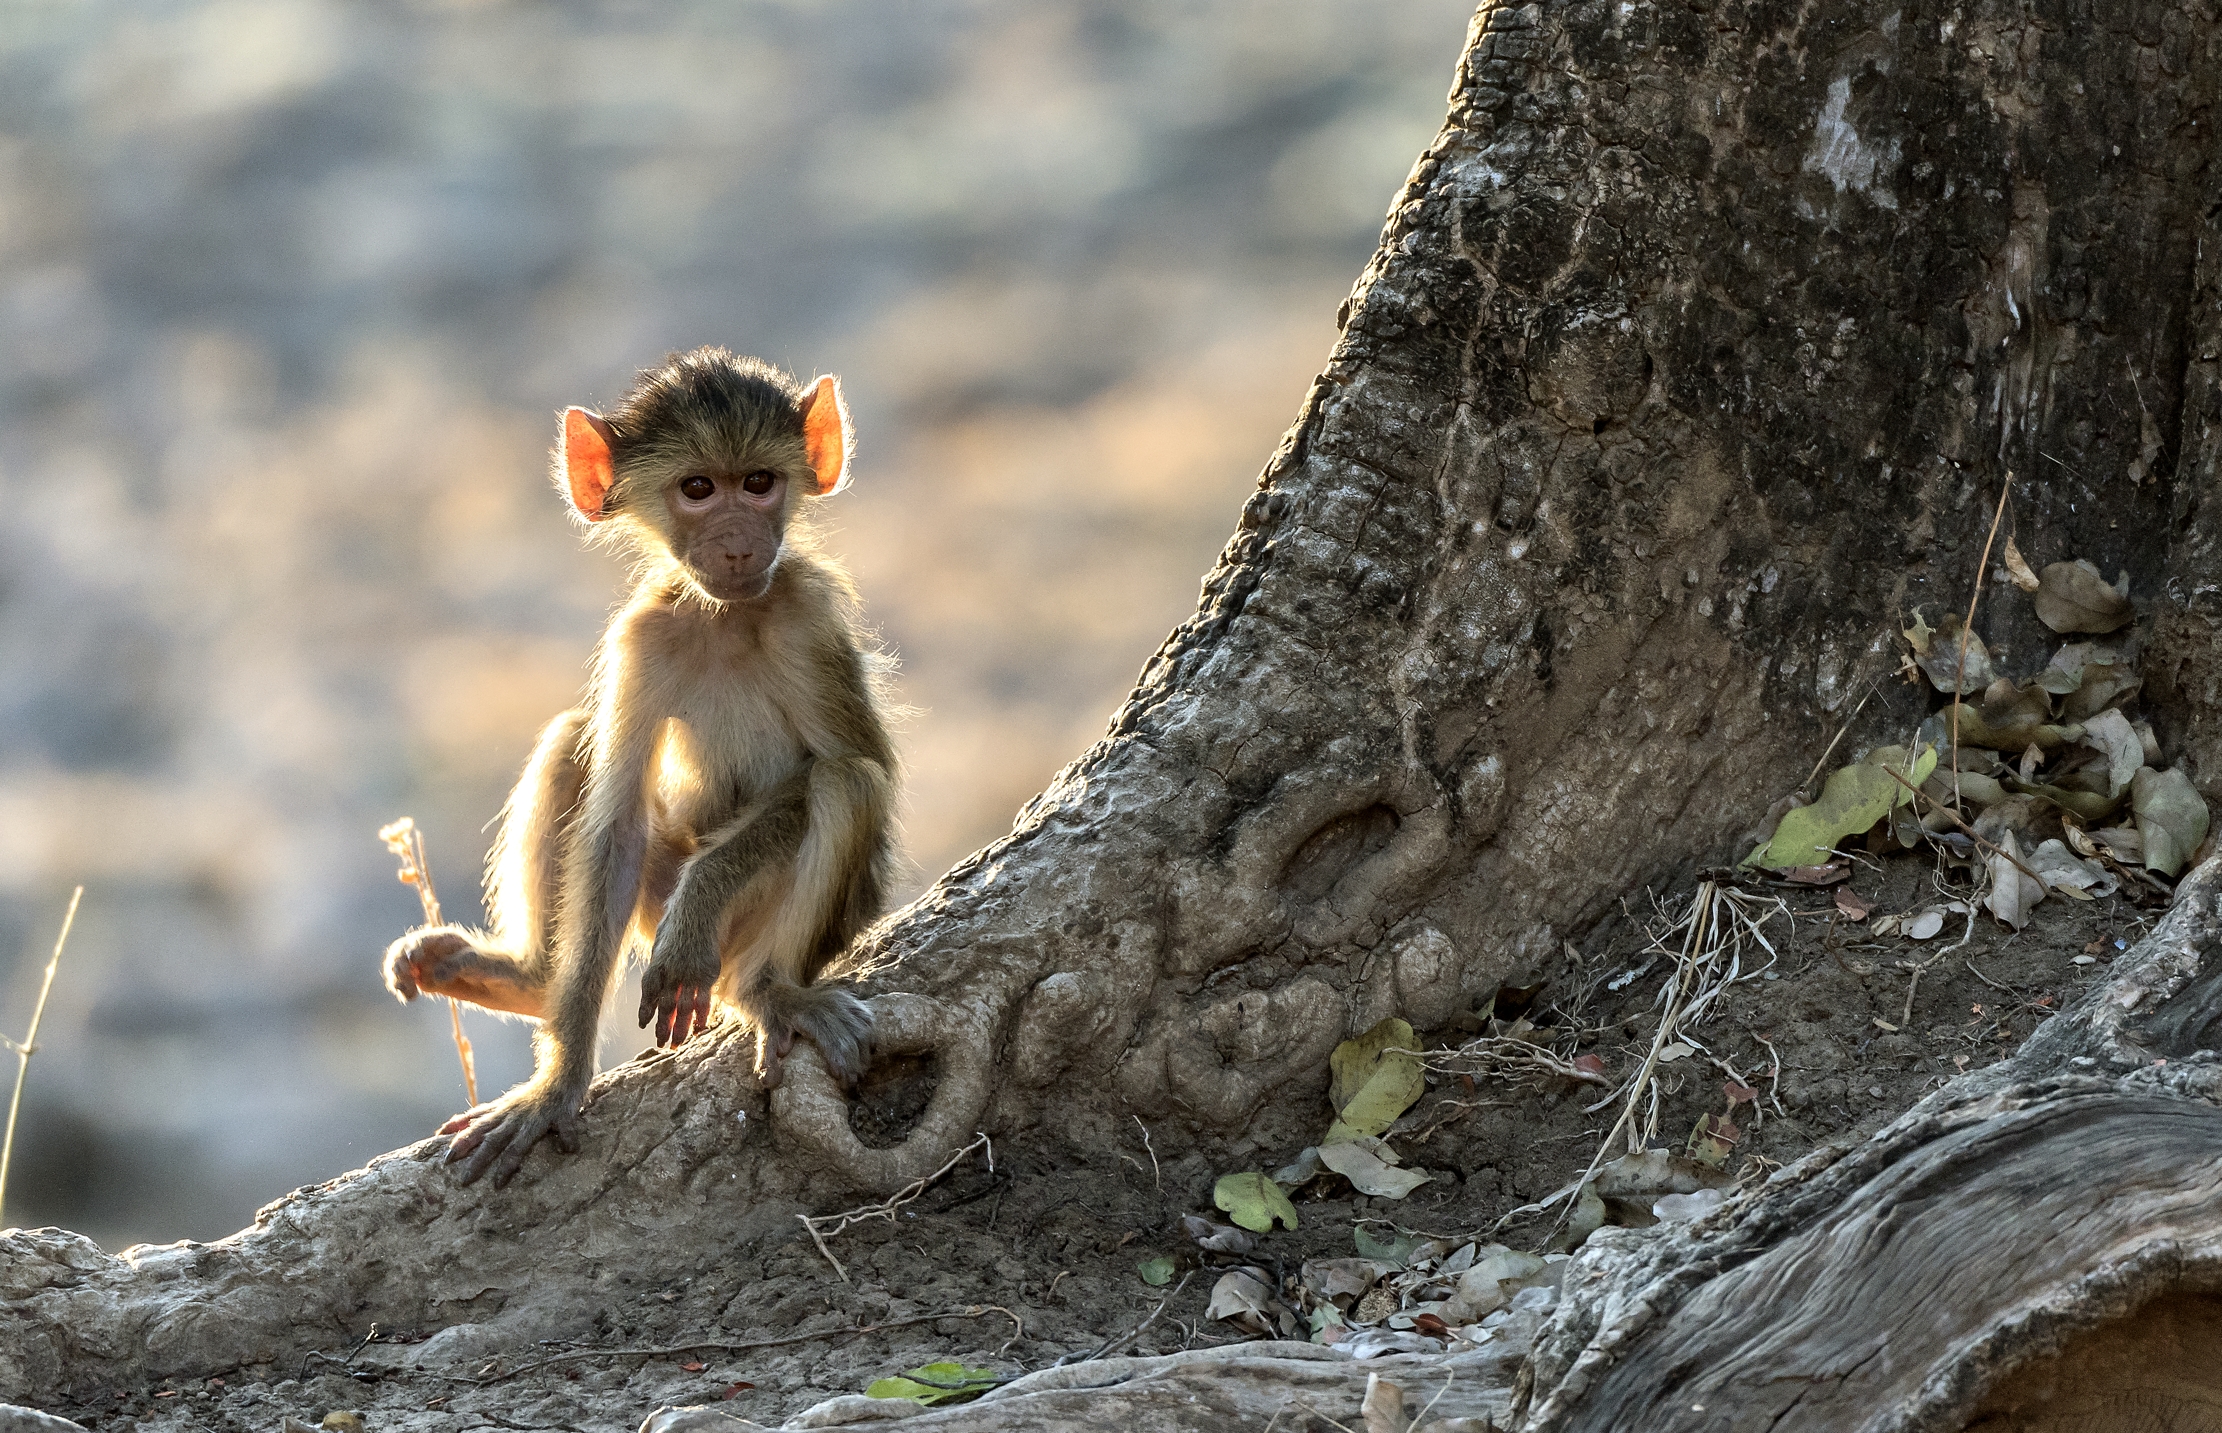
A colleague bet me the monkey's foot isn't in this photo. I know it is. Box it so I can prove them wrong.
[440,1080,585,1187]
[749,983,874,1090]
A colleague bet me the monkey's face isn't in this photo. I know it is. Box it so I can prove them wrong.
[663,466,795,602]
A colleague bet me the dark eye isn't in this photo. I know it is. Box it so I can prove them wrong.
[678,475,714,501]
[741,471,776,496]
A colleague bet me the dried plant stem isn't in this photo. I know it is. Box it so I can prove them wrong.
[1,886,83,1228]
[1950,478,2014,805]
[379,818,477,1107]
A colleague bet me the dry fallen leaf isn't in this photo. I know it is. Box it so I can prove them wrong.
[1785,862,1852,885]
[2033,559,2133,634]
[1983,832,2046,930]
[1833,887,1871,920]
[2001,534,2041,591]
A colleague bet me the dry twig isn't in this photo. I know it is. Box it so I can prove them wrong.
[1054,1269,1195,1366]
[471,1306,1020,1385]
[0,887,82,1228]
[379,818,477,1106]
[1432,1034,1611,1090]
[799,1132,994,1281]
[1879,767,2044,885]
[1132,1115,1162,1191]
[1949,478,2013,806]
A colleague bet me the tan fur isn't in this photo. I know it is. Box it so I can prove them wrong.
[383,349,898,1185]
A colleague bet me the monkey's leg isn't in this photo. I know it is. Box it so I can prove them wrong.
[445,692,660,1187]
[382,710,588,1023]
[735,756,893,1088]
[639,771,812,1050]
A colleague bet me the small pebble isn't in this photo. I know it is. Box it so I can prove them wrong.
[1867,1085,1884,1098]
[2073,955,2097,966]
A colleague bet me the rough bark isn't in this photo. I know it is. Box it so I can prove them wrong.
[1516,858,2222,1432]
[10,0,2222,1424]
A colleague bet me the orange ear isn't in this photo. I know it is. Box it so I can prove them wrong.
[799,375,852,496]
[561,408,617,521]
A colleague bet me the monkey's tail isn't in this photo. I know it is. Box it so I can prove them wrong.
[740,979,873,1087]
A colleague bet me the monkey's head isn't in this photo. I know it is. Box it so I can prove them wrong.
[555,347,853,604]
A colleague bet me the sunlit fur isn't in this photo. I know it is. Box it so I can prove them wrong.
[386,348,898,1185]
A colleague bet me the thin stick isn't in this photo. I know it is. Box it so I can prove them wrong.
[379,818,477,1106]
[1950,478,2014,806]
[1800,679,1883,798]
[472,1306,1018,1384]
[1879,767,2043,884]
[1133,1115,1162,1191]
[1057,1270,1194,1366]
[798,1132,994,1282]
[1,886,82,1229]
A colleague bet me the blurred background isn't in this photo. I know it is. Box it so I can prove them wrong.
[0,0,1474,1248]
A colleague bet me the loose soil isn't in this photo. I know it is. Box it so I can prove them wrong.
[38,856,2152,1433]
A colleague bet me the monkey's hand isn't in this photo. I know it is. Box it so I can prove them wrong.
[384,928,546,1020]
[638,925,721,1048]
[441,1077,587,1188]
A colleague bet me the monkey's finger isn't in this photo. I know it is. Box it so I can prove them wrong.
[489,1124,542,1188]
[438,1101,497,1137]
[457,1114,526,1186]
[690,986,713,1040]
[655,996,677,1046]
[553,1113,582,1155]
[673,985,703,1044]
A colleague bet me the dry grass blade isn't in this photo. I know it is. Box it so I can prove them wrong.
[1493,881,1785,1238]
[1,886,83,1229]
[379,817,477,1106]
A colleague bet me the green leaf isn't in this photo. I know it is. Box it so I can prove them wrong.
[1324,1018,1424,1141]
[1136,1255,1177,1287]
[1746,745,1937,869]
[1213,1171,1299,1232]
[2133,767,2211,878]
[865,1362,999,1406]
[1353,1222,1418,1265]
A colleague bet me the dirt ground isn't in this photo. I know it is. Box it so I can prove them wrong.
[37,852,2152,1433]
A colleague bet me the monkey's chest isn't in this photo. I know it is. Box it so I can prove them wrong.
[652,684,807,833]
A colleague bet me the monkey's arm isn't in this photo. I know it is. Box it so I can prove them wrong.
[641,753,891,1086]
[637,767,813,1046]
[445,619,665,1186]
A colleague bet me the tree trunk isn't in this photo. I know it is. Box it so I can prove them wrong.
[11,0,2222,1425]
